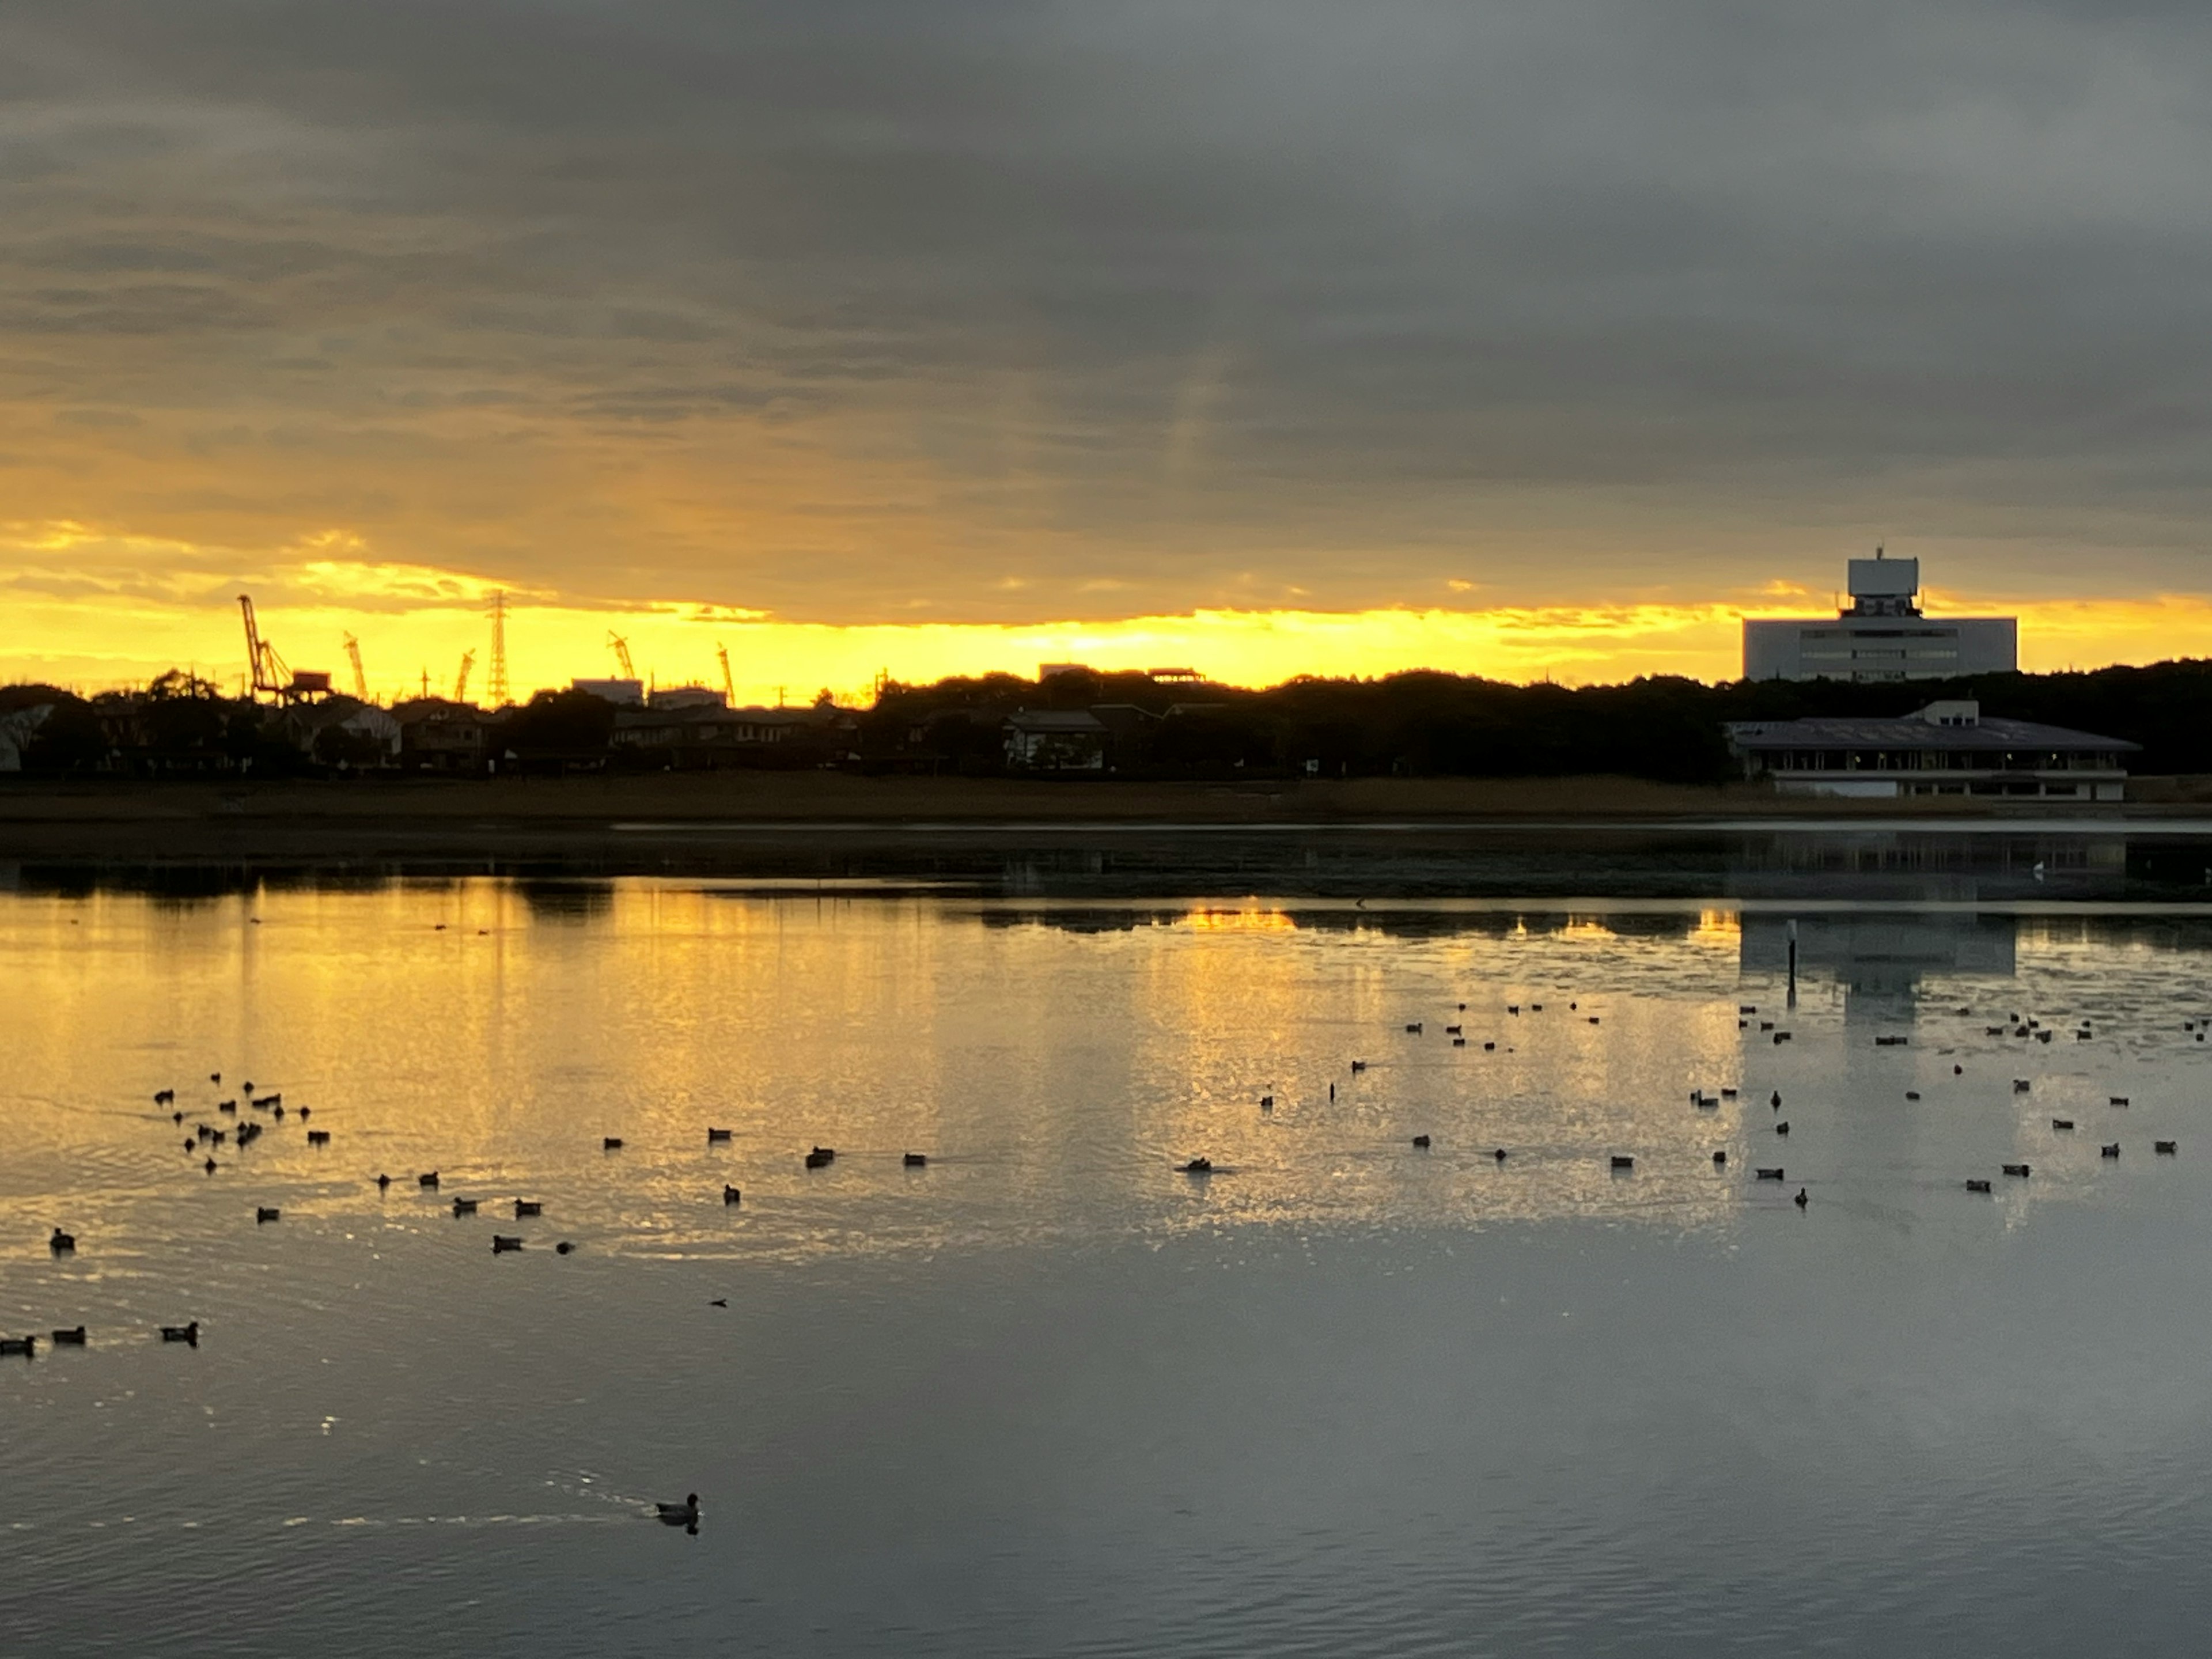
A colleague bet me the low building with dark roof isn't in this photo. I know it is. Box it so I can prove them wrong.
[1725,700,2136,801]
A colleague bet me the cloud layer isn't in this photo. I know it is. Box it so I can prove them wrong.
[3,1,2210,680]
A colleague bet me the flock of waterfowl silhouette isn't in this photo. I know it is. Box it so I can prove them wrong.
[14,985,2197,1533]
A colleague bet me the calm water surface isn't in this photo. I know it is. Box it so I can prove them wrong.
[7,876,2212,1655]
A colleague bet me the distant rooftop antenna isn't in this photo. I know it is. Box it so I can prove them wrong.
[487,591,510,707]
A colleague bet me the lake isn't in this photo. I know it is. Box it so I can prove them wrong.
[7,831,2212,1656]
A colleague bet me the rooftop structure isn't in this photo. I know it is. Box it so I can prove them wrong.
[1725,700,2134,801]
[570,677,645,707]
[1743,551,2017,683]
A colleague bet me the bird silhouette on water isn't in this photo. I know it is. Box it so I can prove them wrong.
[656,1494,700,1533]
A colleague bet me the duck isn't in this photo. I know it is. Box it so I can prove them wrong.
[603,1137,623,1151]
[2052,1119,2075,1131]
[418,1172,440,1188]
[153,1089,175,1105]
[656,1494,700,1527]
[804,1147,835,1169]
[218,1100,237,1115]
[903,1153,928,1167]
[1964,1179,1993,1193]
[1793,1187,1808,1209]
[1404,1022,1423,1034]
[1178,1157,1214,1174]
[160,1321,199,1345]
[0,1336,35,1358]
[2157,1141,2179,1155]
[377,1173,392,1190]
[255,1207,280,1224]
[1755,1167,1785,1181]
[172,1111,184,1125]
[1609,1155,1634,1170]
[49,1228,75,1253]
[491,1236,523,1253]
[2110,1096,2131,1107]
[706,1127,733,1143]
[2003,1163,2032,1177]
[1712,1150,1727,1165]
[1770,1090,1782,1108]
[514,1200,542,1218]
[1774,1122,1790,1136]
[1257,1094,1274,1109]
[1411,1134,1431,1149]
[51,1326,86,1346]
[452,1198,479,1217]
[1350,1060,1366,1074]
[305,1130,330,1147]
[722,1185,742,1205]
[2101,1144,2120,1159]
[209,1073,221,1084]
[709,1298,728,1308]
[555,1241,575,1255]
[297,1107,310,1121]
[204,1158,218,1174]
[1904,1091,1921,1101]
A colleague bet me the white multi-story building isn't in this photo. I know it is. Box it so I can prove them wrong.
[1742,552,2016,682]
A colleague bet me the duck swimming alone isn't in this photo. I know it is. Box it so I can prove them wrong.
[656,1494,700,1528]
[49,1228,74,1253]
[160,1321,199,1346]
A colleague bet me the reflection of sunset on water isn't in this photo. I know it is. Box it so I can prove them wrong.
[10,882,2206,1276]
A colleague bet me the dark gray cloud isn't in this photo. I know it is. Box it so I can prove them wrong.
[3,0,2211,620]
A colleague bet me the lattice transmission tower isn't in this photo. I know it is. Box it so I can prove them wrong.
[486,591,510,707]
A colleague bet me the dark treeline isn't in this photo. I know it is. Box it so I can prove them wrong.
[863,660,2212,783]
[6,658,2211,783]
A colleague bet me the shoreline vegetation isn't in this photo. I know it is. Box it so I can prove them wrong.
[3,772,2211,864]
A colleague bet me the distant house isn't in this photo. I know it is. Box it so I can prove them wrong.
[0,703,52,771]
[395,698,493,773]
[610,700,851,768]
[1725,700,2135,801]
[275,696,402,766]
[1004,709,1108,772]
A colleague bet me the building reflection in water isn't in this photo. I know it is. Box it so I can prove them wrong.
[1740,911,2017,1025]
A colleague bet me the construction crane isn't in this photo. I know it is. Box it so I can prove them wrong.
[238,594,332,703]
[454,650,476,703]
[343,633,368,700]
[715,642,735,704]
[607,631,637,679]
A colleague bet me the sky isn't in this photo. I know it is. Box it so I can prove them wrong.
[4,0,2212,703]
